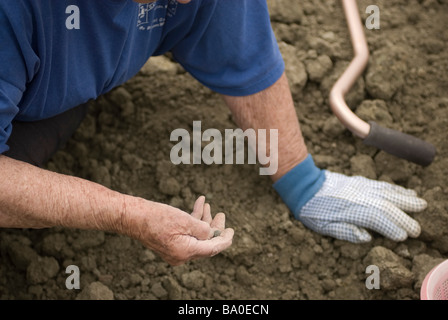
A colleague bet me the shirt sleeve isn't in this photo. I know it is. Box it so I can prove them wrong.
[0,3,33,154]
[170,0,285,97]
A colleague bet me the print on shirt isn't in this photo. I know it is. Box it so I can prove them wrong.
[137,0,178,31]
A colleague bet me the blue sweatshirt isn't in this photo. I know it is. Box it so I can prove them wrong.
[0,0,284,153]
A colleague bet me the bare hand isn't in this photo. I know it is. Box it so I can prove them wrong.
[121,195,234,266]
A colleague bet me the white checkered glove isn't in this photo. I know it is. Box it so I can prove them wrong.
[274,155,427,243]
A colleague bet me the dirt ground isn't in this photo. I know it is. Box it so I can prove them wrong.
[1,0,447,300]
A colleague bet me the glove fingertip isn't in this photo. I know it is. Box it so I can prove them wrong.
[388,228,409,242]
[353,228,372,243]
[403,198,428,213]
[322,223,372,243]
[416,198,428,211]
[407,221,421,238]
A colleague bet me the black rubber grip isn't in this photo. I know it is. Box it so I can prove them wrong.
[363,121,436,166]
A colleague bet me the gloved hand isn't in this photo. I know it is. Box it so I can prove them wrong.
[273,154,427,243]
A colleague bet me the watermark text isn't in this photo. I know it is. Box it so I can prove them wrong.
[170,121,278,175]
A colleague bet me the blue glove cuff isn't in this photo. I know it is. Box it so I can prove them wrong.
[273,154,326,219]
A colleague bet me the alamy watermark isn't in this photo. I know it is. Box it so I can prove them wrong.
[65,265,80,290]
[365,5,380,30]
[170,121,279,176]
[365,265,380,290]
[64,4,381,30]
[65,5,80,30]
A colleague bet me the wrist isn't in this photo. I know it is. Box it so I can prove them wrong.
[113,194,142,237]
[273,154,326,218]
[272,149,308,182]
[115,195,165,239]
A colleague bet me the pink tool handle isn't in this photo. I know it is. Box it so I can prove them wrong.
[329,0,436,166]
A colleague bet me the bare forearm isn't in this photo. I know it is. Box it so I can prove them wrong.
[0,154,126,231]
[0,155,234,265]
[223,72,308,181]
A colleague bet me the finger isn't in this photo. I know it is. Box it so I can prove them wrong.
[387,184,418,197]
[320,222,372,243]
[366,178,419,197]
[312,205,410,242]
[349,208,410,241]
[378,203,421,238]
[210,212,226,230]
[185,213,215,240]
[163,226,232,266]
[202,203,213,224]
[350,183,424,235]
[190,227,234,259]
[380,193,427,213]
[191,196,206,219]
